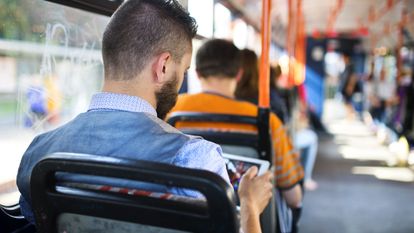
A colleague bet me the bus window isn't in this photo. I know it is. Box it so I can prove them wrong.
[0,0,109,205]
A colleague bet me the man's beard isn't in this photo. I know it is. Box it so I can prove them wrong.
[155,75,179,120]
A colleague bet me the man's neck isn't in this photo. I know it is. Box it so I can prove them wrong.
[200,76,236,99]
[102,79,157,109]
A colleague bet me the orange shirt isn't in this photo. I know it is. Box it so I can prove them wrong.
[169,93,304,189]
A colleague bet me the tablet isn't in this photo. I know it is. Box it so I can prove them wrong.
[222,153,270,192]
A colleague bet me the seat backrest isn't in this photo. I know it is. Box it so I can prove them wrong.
[168,112,271,160]
[181,129,260,158]
[30,153,239,233]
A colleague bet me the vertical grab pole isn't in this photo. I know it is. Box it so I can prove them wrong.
[258,0,271,109]
[257,2,276,233]
[286,0,294,87]
[257,0,272,162]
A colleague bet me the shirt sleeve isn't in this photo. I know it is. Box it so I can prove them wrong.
[171,138,230,197]
[270,114,304,189]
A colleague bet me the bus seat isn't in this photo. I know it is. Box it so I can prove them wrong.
[168,112,262,158]
[0,203,36,233]
[30,153,239,233]
[167,112,279,233]
[179,129,260,158]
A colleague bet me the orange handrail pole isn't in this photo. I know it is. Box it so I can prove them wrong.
[294,0,302,86]
[258,0,272,108]
[295,0,307,103]
[286,0,295,87]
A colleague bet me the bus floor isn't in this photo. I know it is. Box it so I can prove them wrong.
[299,112,414,233]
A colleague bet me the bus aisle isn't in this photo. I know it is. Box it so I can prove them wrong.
[300,99,414,233]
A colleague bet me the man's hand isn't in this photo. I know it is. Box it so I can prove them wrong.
[238,166,273,214]
[238,166,273,233]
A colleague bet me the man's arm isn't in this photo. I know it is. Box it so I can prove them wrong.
[174,139,273,233]
[173,138,230,182]
[270,114,304,209]
[238,167,273,233]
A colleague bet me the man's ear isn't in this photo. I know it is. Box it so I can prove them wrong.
[153,52,171,84]
[235,69,244,82]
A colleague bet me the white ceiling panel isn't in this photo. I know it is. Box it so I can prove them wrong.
[228,0,413,49]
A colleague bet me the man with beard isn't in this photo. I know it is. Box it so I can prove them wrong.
[16,1,273,232]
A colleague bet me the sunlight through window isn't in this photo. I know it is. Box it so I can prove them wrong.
[352,166,414,183]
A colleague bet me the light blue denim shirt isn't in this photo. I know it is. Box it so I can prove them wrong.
[17,92,230,224]
[87,93,229,184]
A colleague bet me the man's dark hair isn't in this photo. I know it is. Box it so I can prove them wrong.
[102,0,197,80]
[196,39,241,79]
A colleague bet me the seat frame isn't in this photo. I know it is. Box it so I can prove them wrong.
[30,153,239,233]
[0,203,35,233]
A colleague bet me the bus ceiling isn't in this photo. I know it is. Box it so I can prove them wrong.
[231,0,414,50]
[44,0,414,50]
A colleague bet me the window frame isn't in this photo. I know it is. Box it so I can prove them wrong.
[45,0,122,16]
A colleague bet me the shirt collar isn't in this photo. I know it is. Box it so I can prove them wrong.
[88,92,157,116]
[202,91,234,100]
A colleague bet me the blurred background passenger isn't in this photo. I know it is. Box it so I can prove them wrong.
[339,53,359,119]
[364,62,377,127]
[235,49,288,124]
[292,101,319,190]
[391,68,412,132]
[25,82,47,128]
